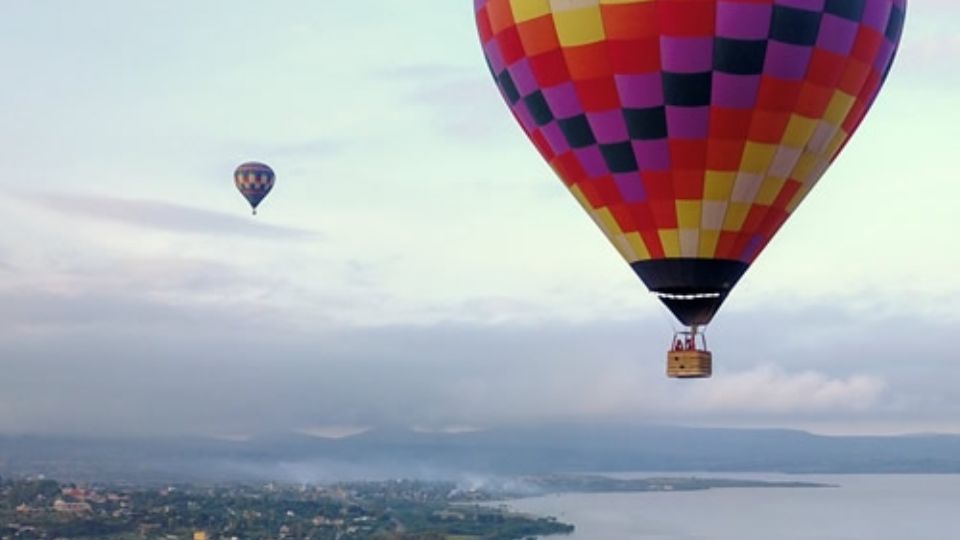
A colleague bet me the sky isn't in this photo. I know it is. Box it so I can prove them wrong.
[0,0,957,439]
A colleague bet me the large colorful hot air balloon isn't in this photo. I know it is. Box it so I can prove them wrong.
[234,162,275,215]
[476,0,906,377]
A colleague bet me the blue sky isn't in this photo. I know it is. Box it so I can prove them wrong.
[0,1,956,438]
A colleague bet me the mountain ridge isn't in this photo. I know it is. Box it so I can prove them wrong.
[2,424,959,483]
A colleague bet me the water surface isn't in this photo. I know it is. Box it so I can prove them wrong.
[504,474,959,540]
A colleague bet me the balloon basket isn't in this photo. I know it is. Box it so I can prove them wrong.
[667,349,712,379]
[667,328,712,379]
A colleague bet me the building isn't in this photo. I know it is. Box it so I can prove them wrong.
[52,499,92,514]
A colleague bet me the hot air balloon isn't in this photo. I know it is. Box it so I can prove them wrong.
[475,0,905,378]
[234,162,275,215]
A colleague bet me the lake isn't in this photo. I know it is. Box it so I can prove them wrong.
[502,474,960,540]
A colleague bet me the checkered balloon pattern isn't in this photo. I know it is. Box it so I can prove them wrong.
[476,0,905,268]
[234,162,275,212]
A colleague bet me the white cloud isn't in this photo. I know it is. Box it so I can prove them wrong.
[297,426,372,439]
[21,192,314,238]
[686,366,888,414]
[0,303,954,437]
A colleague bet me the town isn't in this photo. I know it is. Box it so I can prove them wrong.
[0,476,573,539]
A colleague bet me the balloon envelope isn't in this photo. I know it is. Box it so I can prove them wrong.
[234,162,275,214]
[475,0,905,325]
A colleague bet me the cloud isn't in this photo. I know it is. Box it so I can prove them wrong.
[21,192,316,239]
[686,366,887,414]
[222,136,347,162]
[0,289,190,332]
[0,286,284,337]
[380,63,511,143]
[427,79,513,141]
[297,426,372,439]
[888,3,960,85]
[0,245,337,342]
[376,64,476,82]
[0,296,958,438]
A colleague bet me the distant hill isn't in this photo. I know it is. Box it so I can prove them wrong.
[2,424,960,483]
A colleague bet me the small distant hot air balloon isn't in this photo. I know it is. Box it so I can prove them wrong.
[234,162,275,215]
[476,0,906,378]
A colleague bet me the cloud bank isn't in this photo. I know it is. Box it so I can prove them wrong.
[22,192,315,239]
